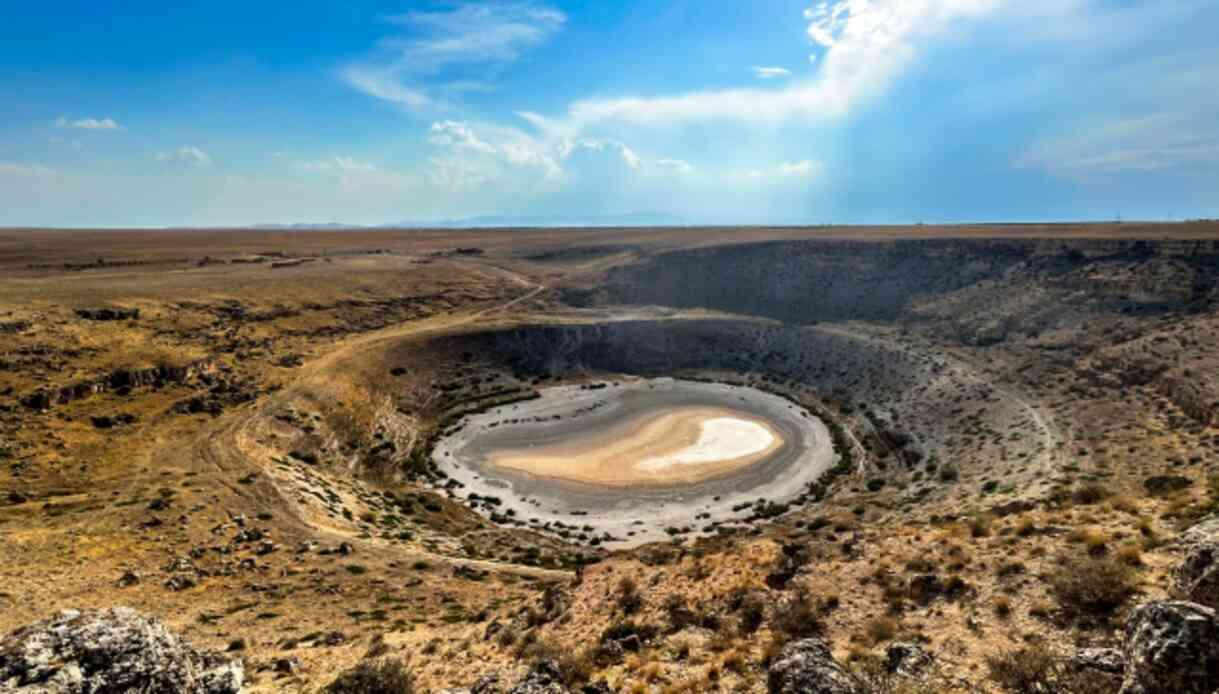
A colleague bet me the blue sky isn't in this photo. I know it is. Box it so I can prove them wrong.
[1,0,1217,227]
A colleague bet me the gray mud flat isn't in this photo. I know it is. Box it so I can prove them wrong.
[433,378,834,546]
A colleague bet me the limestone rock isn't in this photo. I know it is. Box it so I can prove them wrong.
[1179,516,1219,549]
[1070,646,1124,675]
[0,607,243,693]
[885,641,933,677]
[768,638,858,694]
[1175,517,1219,609]
[1120,601,1219,694]
[1175,542,1219,609]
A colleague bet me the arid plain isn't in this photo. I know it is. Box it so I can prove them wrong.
[3,223,1219,693]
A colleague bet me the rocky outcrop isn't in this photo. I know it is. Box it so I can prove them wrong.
[768,638,857,694]
[20,360,217,411]
[0,607,243,693]
[75,307,140,321]
[1119,601,1219,694]
[505,660,567,694]
[885,642,933,678]
[1070,647,1124,676]
[1175,542,1219,610]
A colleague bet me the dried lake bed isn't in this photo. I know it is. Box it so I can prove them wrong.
[433,378,835,545]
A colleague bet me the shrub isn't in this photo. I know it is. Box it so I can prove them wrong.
[1072,484,1111,505]
[864,616,898,644]
[1069,526,1109,556]
[771,590,824,644]
[993,595,1012,619]
[987,645,1120,694]
[1050,557,1137,617]
[969,514,993,538]
[735,592,765,635]
[987,646,1056,694]
[515,641,596,686]
[617,576,643,615]
[325,658,414,694]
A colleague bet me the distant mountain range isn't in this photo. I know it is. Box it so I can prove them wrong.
[251,212,688,230]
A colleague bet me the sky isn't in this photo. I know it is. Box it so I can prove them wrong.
[1,0,1217,227]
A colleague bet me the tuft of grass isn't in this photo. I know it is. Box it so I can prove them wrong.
[993,595,1012,619]
[1068,526,1109,556]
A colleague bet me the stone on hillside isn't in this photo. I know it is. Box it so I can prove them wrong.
[506,660,568,694]
[1119,601,1219,694]
[1070,646,1124,675]
[0,607,242,693]
[1175,517,1219,609]
[768,638,858,694]
[885,641,934,677]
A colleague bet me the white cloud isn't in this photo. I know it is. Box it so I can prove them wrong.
[656,158,695,174]
[561,0,1003,127]
[303,156,377,173]
[429,120,562,180]
[778,160,820,177]
[341,68,435,111]
[429,121,497,154]
[55,116,123,131]
[723,160,824,181]
[557,138,642,169]
[157,146,212,167]
[1017,112,1219,182]
[752,66,792,79]
[343,2,565,112]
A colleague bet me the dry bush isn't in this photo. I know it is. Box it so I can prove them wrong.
[617,576,643,615]
[1072,483,1111,505]
[1049,556,1137,617]
[515,639,599,685]
[1114,542,1143,567]
[1014,517,1037,537]
[1108,496,1138,514]
[324,658,414,694]
[988,645,1120,694]
[1068,526,1109,556]
[987,646,1057,694]
[969,514,993,538]
[865,616,898,645]
[770,590,825,645]
[993,595,1012,619]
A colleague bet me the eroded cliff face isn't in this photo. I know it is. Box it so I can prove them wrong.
[579,238,1219,427]
[598,239,1219,337]
[442,318,1057,510]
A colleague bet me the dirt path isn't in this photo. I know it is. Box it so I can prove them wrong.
[170,261,569,579]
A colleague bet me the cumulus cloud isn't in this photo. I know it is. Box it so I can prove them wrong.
[429,121,497,155]
[157,146,212,167]
[752,66,792,79]
[55,116,122,130]
[342,2,565,112]
[558,138,641,169]
[429,120,562,180]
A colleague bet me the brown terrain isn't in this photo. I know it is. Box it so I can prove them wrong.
[2,222,1219,693]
